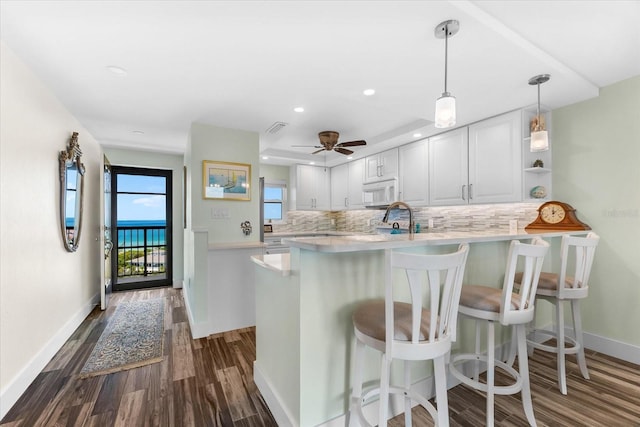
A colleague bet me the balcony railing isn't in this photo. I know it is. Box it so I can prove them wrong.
[116,225,167,281]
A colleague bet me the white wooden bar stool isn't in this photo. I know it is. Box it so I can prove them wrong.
[348,244,469,427]
[515,232,599,395]
[449,238,549,427]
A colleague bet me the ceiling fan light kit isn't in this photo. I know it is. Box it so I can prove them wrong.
[529,73,551,152]
[434,19,459,129]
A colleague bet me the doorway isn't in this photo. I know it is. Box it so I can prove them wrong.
[111,166,172,291]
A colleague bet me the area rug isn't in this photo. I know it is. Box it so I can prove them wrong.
[79,298,164,378]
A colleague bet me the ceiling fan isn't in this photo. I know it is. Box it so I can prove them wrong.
[294,131,366,155]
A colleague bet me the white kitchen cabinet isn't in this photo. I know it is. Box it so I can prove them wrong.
[364,148,398,182]
[399,139,429,206]
[290,164,330,210]
[522,106,552,201]
[468,110,522,204]
[429,127,469,206]
[330,163,349,210]
[331,158,365,210]
[429,110,522,206]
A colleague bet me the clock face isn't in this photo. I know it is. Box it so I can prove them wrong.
[540,203,566,224]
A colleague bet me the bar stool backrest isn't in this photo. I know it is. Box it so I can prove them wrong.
[557,232,599,300]
[384,243,469,358]
[500,238,549,326]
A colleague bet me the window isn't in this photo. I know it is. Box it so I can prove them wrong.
[264,182,286,222]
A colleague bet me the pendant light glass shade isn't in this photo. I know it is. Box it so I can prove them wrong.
[434,20,459,129]
[435,93,456,128]
[528,74,550,152]
[530,129,548,152]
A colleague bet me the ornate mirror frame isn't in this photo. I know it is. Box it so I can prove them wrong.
[59,132,86,252]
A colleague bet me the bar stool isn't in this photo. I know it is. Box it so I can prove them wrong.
[449,238,549,427]
[515,232,599,395]
[348,244,469,427]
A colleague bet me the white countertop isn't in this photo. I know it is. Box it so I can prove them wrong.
[282,229,590,253]
[251,253,291,276]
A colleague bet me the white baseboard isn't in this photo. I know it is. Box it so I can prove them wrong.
[582,330,640,365]
[536,322,640,365]
[253,361,297,426]
[181,287,209,339]
[0,293,100,420]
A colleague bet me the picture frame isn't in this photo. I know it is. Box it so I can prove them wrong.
[202,160,251,201]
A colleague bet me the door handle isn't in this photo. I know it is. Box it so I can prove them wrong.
[462,185,466,201]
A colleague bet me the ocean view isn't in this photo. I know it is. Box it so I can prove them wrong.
[116,220,167,247]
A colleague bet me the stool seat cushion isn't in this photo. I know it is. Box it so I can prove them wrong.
[514,272,578,291]
[352,300,433,342]
[459,285,522,313]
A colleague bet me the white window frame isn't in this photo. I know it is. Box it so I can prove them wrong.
[264,180,287,224]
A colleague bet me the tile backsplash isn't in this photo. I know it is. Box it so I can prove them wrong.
[268,202,542,234]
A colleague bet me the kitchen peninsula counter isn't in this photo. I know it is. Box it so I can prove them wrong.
[252,229,589,426]
[282,228,586,253]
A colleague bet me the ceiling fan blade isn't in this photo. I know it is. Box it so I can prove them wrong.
[292,145,323,148]
[336,140,366,147]
[334,147,354,155]
[311,148,326,154]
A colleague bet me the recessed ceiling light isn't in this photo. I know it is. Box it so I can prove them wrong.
[262,156,269,160]
[294,107,305,113]
[347,156,353,160]
[363,89,375,96]
[132,130,144,135]
[106,65,127,76]
[413,133,422,138]
[309,161,315,165]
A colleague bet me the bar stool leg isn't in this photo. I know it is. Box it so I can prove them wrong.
[556,301,568,395]
[403,360,412,426]
[572,300,590,380]
[379,355,392,427]
[486,320,495,427]
[516,323,537,427]
[473,320,482,381]
[348,338,365,427]
[434,355,450,427]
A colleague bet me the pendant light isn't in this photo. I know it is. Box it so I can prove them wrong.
[528,74,550,152]
[434,20,459,128]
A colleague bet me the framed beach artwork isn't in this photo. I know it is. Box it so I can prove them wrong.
[202,160,251,201]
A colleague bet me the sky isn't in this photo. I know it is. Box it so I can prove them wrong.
[116,174,166,221]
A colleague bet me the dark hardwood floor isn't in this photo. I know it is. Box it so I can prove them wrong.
[2,287,639,426]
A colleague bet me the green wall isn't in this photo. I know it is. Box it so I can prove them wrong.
[552,75,640,347]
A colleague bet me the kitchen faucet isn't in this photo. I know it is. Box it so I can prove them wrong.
[382,201,415,234]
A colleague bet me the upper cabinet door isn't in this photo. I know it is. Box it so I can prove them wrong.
[364,148,398,182]
[330,158,365,210]
[347,158,365,209]
[330,163,349,210]
[291,164,330,210]
[468,110,522,204]
[429,128,469,206]
[399,139,429,206]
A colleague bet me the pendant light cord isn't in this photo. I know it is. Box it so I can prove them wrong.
[443,24,449,94]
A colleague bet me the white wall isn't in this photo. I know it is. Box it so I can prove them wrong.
[188,122,260,242]
[552,75,640,351]
[182,122,260,331]
[103,147,185,286]
[0,42,102,417]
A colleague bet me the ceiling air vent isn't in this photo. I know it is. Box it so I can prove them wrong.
[266,121,288,134]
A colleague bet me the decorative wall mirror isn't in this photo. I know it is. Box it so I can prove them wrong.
[59,132,86,252]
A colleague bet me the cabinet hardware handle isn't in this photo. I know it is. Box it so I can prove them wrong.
[345,197,348,207]
[469,184,473,200]
[462,185,466,200]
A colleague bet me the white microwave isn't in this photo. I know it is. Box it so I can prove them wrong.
[362,178,398,208]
